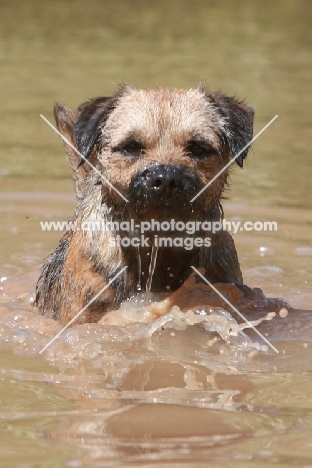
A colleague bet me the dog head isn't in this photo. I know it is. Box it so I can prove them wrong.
[55,85,254,220]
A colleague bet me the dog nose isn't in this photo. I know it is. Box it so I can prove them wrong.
[144,166,183,194]
[131,163,200,219]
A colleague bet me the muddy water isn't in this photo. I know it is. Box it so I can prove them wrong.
[1,0,312,466]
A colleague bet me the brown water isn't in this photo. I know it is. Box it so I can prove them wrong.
[1,0,312,466]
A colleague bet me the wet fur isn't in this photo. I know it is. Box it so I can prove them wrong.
[35,85,254,324]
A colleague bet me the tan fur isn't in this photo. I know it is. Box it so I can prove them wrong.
[99,88,227,205]
[35,85,254,324]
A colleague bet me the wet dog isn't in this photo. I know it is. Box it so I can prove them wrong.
[35,85,254,324]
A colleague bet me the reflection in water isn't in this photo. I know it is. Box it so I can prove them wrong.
[0,0,312,465]
[1,277,312,464]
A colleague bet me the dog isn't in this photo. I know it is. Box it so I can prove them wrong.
[35,84,254,324]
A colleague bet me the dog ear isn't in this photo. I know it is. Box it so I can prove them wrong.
[74,97,118,166]
[208,91,254,167]
[54,103,92,201]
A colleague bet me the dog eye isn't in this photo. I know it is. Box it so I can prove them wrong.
[113,140,144,157]
[186,141,216,159]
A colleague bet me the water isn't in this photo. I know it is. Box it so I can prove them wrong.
[145,244,159,305]
[136,246,142,292]
[1,0,312,466]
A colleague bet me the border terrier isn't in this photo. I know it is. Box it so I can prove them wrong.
[35,85,254,324]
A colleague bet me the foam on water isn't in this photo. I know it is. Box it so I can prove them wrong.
[0,289,272,364]
[1,271,311,376]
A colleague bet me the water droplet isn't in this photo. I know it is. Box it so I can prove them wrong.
[279,308,288,318]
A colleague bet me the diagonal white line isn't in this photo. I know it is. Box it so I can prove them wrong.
[190,115,278,202]
[39,266,128,354]
[191,266,279,353]
[40,114,129,203]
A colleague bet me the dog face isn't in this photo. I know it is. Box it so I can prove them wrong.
[58,85,254,221]
[37,85,254,323]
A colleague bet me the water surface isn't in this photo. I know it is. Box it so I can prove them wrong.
[0,0,312,466]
